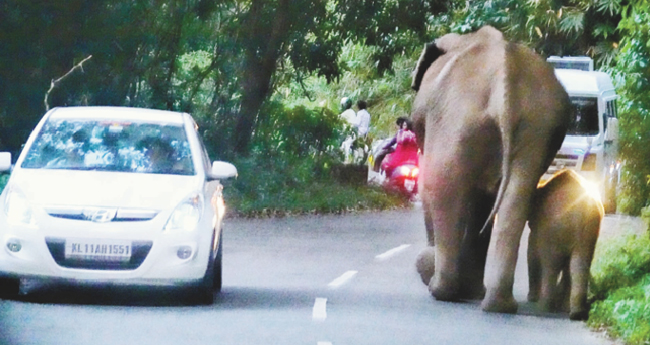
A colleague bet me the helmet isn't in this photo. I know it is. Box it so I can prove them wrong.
[340,97,352,110]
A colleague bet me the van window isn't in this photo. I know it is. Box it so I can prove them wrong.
[606,100,617,118]
[568,97,599,135]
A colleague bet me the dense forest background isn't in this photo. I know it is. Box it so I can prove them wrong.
[2,0,650,214]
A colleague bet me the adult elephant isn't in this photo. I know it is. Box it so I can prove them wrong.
[411,26,571,313]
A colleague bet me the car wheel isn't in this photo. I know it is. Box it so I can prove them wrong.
[193,237,217,305]
[213,234,223,293]
[0,277,19,299]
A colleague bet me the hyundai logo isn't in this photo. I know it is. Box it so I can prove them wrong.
[83,208,117,223]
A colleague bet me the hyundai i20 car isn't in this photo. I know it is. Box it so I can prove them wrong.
[0,106,237,304]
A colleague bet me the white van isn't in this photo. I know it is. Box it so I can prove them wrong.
[546,57,620,212]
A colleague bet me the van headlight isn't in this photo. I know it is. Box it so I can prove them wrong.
[4,188,36,226]
[164,194,204,232]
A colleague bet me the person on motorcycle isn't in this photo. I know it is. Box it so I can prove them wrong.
[373,117,407,171]
[380,118,419,178]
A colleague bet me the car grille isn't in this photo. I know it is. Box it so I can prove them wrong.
[547,154,579,175]
[44,206,158,222]
[45,237,153,270]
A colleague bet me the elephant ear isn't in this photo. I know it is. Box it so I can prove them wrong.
[411,42,445,92]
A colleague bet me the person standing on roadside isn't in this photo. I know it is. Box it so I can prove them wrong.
[339,97,358,163]
[356,100,371,138]
[339,97,358,130]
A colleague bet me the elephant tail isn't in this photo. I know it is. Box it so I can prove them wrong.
[479,127,512,235]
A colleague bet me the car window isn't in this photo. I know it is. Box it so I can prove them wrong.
[21,118,195,175]
[196,132,212,174]
[567,96,599,135]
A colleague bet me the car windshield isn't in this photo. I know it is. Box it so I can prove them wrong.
[567,96,599,135]
[21,118,195,175]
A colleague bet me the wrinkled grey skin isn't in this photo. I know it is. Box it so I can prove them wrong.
[411,26,571,314]
[528,169,603,321]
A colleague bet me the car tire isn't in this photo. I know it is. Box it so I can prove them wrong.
[213,234,223,293]
[0,277,19,299]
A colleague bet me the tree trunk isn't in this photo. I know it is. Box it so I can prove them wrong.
[233,0,290,155]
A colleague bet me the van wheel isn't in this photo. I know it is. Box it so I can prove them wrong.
[604,174,618,214]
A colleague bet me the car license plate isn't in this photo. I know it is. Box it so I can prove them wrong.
[404,179,416,192]
[65,239,132,262]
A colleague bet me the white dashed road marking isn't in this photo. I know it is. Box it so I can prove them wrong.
[375,244,411,261]
[317,342,333,345]
[327,270,358,289]
[313,298,327,321]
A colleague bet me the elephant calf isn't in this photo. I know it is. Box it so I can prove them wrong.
[527,169,603,320]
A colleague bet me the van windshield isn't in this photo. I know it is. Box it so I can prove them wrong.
[21,118,195,175]
[568,97,599,135]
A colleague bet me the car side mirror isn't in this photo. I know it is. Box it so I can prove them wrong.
[207,161,238,181]
[605,117,619,142]
[0,152,12,172]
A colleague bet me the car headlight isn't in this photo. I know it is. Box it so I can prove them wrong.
[164,194,204,232]
[4,187,36,226]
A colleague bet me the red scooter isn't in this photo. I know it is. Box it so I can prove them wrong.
[386,162,419,196]
[369,137,419,199]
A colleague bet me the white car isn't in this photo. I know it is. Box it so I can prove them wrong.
[0,106,237,304]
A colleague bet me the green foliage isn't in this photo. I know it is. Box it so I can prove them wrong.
[609,2,650,215]
[446,0,620,67]
[588,232,650,344]
[588,276,650,344]
[590,234,650,301]
[224,153,409,217]
[275,42,419,141]
[252,102,344,157]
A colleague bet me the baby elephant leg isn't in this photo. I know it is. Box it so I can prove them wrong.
[527,233,541,302]
[568,253,591,320]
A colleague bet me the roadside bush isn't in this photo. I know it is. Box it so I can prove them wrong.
[588,233,650,344]
[588,277,650,344]
[224,152,409,217]
[609,5,650,216]
[590,234,650,301]
[252,101,345,158]
[220,101,409,217]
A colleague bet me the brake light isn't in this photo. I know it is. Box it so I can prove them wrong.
[411,167,419,178]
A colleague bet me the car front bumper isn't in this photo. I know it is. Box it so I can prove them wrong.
[0,214,217,287]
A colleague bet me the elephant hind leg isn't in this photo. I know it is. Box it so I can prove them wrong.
[458,192,494,300]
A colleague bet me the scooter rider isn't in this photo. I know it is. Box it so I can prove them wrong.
[380,118,418,177]
[373,116,408,171]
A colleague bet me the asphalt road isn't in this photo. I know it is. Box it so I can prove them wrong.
[0,205,643,345]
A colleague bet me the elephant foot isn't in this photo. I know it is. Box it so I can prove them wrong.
[415,247,436,286]
[429,276,460,301]
[569,308,589,321]
[481,291,518,314]
[527,291,539,302]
